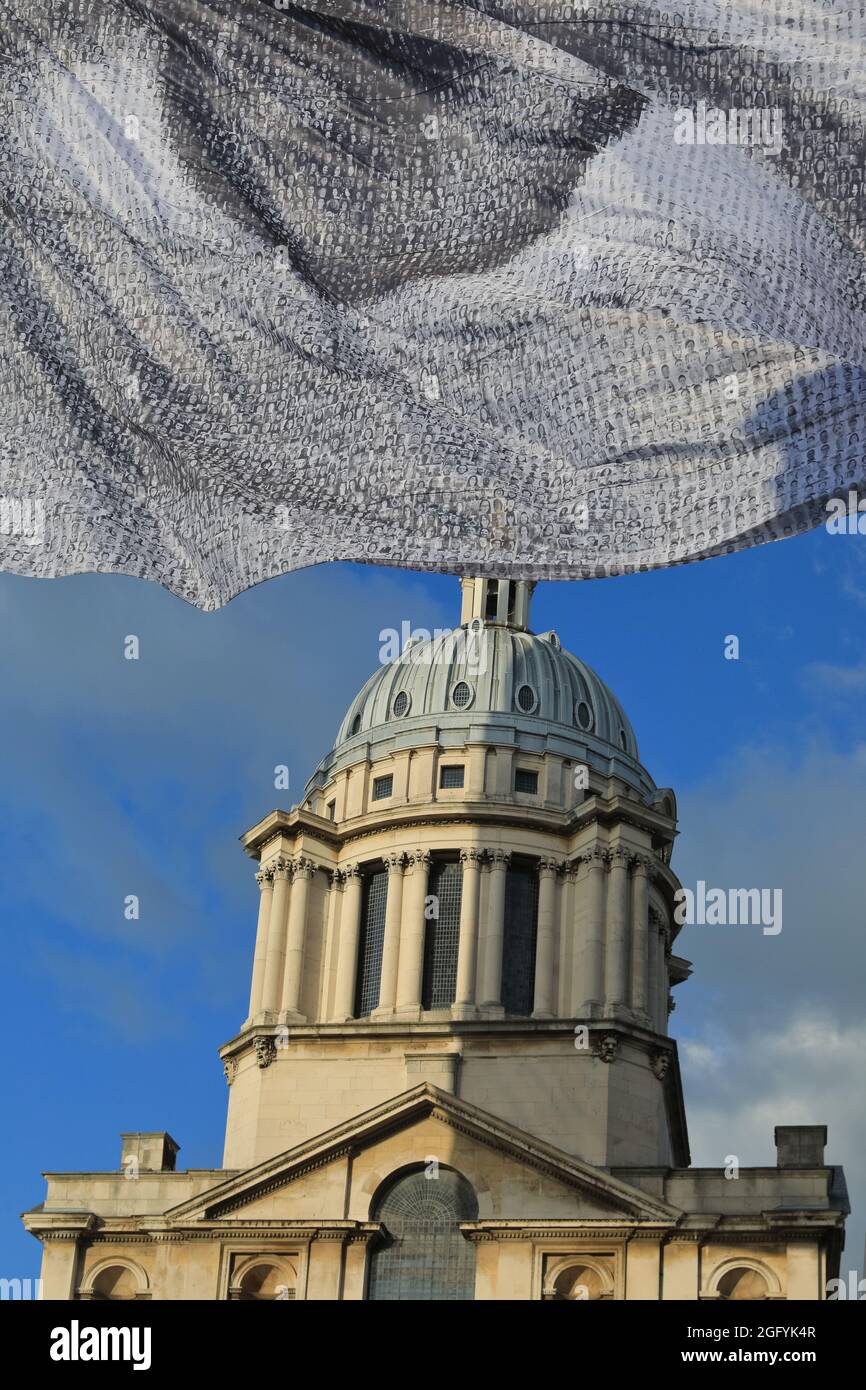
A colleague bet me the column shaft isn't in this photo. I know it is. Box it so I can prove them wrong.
[631,858,650,1017]
[533,859,559,1017]
[581,850,606,1010]
[395,851,431,1012]
[559,866,578,1016]
[479,851,510,1009]
[261,859,290,1015]
[454,849,482,1015]
[247,868,274,1020]
[282,859,313,1018]
[333,866,364,1020]
[605,847,630,1008]
[374,856,405,1015]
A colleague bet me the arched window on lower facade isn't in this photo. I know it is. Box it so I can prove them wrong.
[717,1266,771,1300]
[354,865,389,1016]
[501,860,538,1015]
[367,1167,478,1301]
[421,859,463,1009]
[79,1260,149,1301]
[229,1257,298,1300]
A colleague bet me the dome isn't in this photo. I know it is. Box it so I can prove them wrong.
[335,625,639,759]
[307,579,655,801]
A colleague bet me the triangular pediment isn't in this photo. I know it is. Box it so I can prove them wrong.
[166,1085,679,1226]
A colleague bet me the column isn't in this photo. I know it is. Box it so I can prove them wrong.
[247,865,274,1021]
[532,858,559,1017]
[395,850,431,1014]
[648,911,663,1032]
[373,854,405,1016]
[658,928,671,1034]
[605,846,630,1009]
[319,870,343,1021]
[559,862,578,1016]
[478,850,510,1009]
[581,849,606,1012]
[282,857,314,1020]
[261,856,290,1016]
[454,848,482,1017]
[333,864,363,1021]
[630,856,651,1019]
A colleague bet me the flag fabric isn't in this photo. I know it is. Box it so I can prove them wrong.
[1,1,865,608]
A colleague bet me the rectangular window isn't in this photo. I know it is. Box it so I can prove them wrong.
[354,868,389,1017]
[421,860,463,1009]
[514,768,538,795]
[326,800,336,821]
[501,864,539,1016]
[439,764,465,789]
[372,774,393,801]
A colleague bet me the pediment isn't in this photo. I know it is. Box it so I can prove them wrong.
[166,1085,679,1226]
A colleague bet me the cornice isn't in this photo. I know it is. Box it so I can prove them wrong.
[243,799,677,861]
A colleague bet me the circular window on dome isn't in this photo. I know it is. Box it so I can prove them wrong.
[516,684,537,713]
[619,728,628,750]
[451,680,474,709]
[392,691,411,718]
[350,713,362,736]
[575,699,593,731]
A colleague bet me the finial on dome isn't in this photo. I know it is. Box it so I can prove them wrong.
[459,578,536,632]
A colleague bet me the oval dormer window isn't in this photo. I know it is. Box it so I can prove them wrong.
[451,680,473,709]
[619,728,628,751]
[575,700,593,732]
[516,684,537,713]
[392,691,410,718]
[350,713,362,736]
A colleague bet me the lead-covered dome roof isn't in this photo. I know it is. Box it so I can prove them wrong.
[335,624,639,759]
[308,578,656,801]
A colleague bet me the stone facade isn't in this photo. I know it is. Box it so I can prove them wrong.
[22,579,848,1299]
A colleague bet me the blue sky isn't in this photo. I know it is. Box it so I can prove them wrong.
[2,529,864,1285]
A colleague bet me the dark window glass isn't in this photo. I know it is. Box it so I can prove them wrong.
[501,864,538,1015]
[575,700,593,731]
[367,1168,478,1301]
[326,800,336,821]
[350,713,361,736]
[516,684,536,712]
[421,860,462,1009]
[372,774,393,800]
[439,764,465,789]
[484,581,499,620]
[514,767,538,794]
[354,868,389,1017]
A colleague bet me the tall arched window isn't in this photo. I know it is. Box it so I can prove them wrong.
[367,1168,478,1301]
[501,861,538,1015]
[354,866,389,1016]
[421,859,463,1009]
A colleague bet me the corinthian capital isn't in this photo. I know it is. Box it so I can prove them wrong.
[271,855,292,880]
[581,846,606,870]
[255,866,274,889]
[632,854,652,875]
[460,848,482,867]
[384,852,405,873]
[291,856,315,879]
[537,856,560,876]
[407,849,432,869]
[488,849,512,869]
